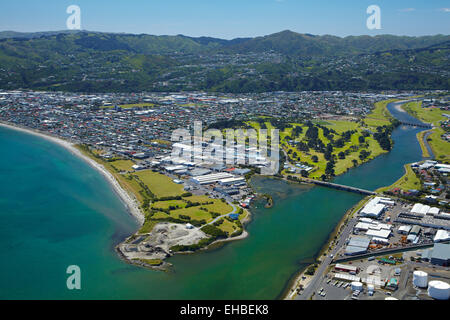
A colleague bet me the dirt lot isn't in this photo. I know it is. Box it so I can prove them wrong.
[118,222,208,260]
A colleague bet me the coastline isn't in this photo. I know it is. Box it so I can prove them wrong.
[0,121,145,226]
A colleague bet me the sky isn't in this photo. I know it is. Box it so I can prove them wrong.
[0,0,448,39]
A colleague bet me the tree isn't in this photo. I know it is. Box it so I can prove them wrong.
[338,151,346,159]
[358,136,365,144]
[325,161,335,177]
[359,150,370,160]
[312,155,319,163]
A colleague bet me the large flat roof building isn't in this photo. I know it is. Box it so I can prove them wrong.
[345,236,371,255]
[431,243,450,266]
[190,172,234,185]
[360,197,390,218]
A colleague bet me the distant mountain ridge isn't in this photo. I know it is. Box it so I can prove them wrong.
[0,30,448,92]
[0,29,448,56]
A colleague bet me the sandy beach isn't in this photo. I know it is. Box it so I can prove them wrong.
[0,122,145,225]
[393,100,410,113]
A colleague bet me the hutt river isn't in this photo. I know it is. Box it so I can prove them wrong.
[0,101,429,299]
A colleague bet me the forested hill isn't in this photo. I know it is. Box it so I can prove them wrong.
[0,30,448,92]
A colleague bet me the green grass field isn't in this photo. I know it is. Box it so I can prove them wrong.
[416,130,432,158]
[110,159,135,172]
[363,99,396,128]
[151,200,187,210]
[322,120,360,133]
[403,101,447,125]
[135,170,184,198]
[169,206,214,222]
[184,196,233,214]
[202,200,234,215]
[427,127,450,162]
[217,218,237,235]
[401,101,449,162]
[377,164,422,192]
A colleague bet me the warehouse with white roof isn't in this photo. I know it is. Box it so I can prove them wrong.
[360,198,386,218]
[190,172,234,185]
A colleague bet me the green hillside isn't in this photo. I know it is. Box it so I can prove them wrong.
[0,30,448,92]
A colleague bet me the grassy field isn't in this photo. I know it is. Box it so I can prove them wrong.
[268,115,388,179]
[151,197,233,222]
[110,159,135,172]
[151,199,187,210]
[217,218,237,235]
[169,207,214,222]
[322,120,360,133]
[363,99,396,128]
[185,195,233,214]
[202,200,234,214]
[402,101,449,162]
[403,101,446,125]
[416,130,432,158]
[427,127,450,162]
[135,170,184,198]
[377,164,421,193]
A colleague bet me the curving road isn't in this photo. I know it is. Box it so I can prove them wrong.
[206,201,238,226]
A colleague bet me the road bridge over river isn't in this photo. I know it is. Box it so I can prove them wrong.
[399,121,433,129]
[301,178,377,196]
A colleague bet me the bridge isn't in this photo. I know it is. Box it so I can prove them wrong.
[302,178,376,196]
[399,121,433,129]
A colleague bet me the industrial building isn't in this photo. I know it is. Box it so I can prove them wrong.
[430,243,450,266]
[345,236,371,255]
[218,177,245,186]
[411,203,440,216]
[434,230,450,242]
[335,264,358,273]
[190,172,234,185]
[359,197,393,218]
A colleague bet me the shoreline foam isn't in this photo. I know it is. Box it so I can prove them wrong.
[0,121,145,225]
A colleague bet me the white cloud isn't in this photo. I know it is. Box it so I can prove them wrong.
[438,8,450,12]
